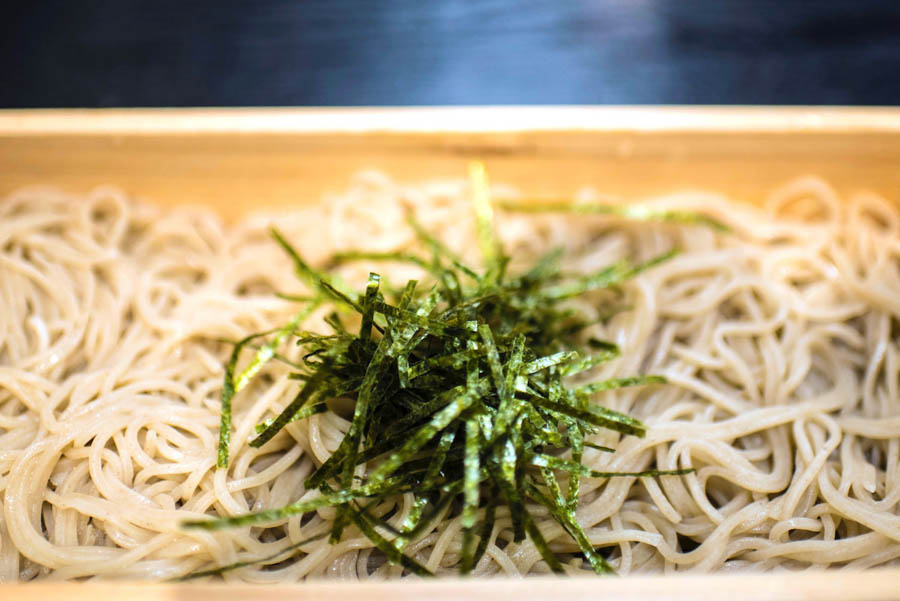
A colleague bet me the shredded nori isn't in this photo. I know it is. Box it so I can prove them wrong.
[186,164,703,577]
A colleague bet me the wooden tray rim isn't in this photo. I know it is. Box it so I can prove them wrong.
[2,105,899,596]
[2,106,900,136]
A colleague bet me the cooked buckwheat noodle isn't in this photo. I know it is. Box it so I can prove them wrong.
[2,173,900,581]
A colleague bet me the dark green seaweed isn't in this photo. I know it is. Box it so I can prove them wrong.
[188,164,699,578]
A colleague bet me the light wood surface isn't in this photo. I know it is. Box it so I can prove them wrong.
[2,570,899,601]
[1,107,899,597]
[2,107,899,221]
[2,106,900,134]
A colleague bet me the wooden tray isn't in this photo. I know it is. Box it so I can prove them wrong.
[1,106,899,599]
[2,107,900,217]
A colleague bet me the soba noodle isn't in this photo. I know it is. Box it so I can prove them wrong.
[1,173,899,581]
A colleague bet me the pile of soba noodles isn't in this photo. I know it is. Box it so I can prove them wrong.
[1,173,899,582]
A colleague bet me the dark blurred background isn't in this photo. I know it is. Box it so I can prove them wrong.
[4,0,900,107]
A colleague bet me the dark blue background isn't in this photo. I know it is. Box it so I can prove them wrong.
[4,0,899,107]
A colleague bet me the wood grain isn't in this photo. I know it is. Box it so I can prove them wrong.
[2,570,899,601]
[3,106,900,134]
[1,107,899,222]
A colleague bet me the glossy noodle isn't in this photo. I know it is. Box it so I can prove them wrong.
[1,173,900,581]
